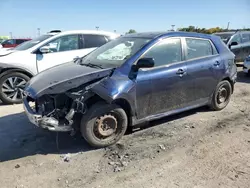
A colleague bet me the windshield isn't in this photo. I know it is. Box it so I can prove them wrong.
[14,35,53,51]
[214,33,233,43]
[81,37,150,68]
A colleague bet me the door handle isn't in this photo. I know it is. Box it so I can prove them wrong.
[176,69,185,77]
[214,61,220,66]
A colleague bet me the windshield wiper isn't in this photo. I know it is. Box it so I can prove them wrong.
[81,63,103,69]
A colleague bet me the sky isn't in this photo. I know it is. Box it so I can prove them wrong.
[1,0,250,38]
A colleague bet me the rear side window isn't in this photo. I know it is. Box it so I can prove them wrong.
[242,33,250,43]
[83,35,108,48]
[185,38,213,60]
[16,39,26,45]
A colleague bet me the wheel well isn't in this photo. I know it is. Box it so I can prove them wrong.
[112,98,132,127]
[84,95,133,127]
[222,77,234,93]
[84,94,103,108]
[0,68,33,78]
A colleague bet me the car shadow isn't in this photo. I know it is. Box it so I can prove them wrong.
[0,105,210,162]
[130,106,209,133]
[0,112,93,162]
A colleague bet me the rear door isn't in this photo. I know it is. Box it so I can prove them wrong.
[183,37,223,103]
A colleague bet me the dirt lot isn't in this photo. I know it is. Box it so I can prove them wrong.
[0,68,250,188]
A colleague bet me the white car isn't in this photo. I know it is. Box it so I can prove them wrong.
[243,55,250,75]
[0,30,120,104]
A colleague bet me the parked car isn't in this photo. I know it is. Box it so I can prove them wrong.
[23,31,237,148]
[0,30,120,104]
[214,31,250,62]
[243,55,250,75]
[0,38,31,48]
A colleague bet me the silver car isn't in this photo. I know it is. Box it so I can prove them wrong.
[214,31,250,62]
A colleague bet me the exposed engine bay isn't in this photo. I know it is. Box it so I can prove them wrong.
[24,77,106,132]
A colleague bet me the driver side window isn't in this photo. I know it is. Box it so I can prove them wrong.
[42,35,79,53]
[143,38,182,67]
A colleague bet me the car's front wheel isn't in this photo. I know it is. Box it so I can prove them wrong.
[0,72,30,104]
[209,80,232,111]
[80,102,128,148]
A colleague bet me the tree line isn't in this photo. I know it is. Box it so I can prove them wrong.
[126,26,250,34]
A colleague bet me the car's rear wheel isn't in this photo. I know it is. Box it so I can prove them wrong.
[80,102,128,148]
[209,80,232,111]
[0,72,30,104]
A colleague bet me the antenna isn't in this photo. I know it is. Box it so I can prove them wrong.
[37,28,40,36]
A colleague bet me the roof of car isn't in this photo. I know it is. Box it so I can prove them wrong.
[213,32,235,35]
[123,31,216,39]
[49,30,120,37]
[214,31,250,35]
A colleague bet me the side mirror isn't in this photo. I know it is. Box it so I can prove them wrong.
[39,46,50,54]
[229,41,238,49]
[136,58,155,69]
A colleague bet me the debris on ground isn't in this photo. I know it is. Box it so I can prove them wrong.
[60,153,71,162]
[105,144,131,172]
[15,164,20,169]
[159,144,166,150]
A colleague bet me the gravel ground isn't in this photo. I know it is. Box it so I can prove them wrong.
[0,68,250,188]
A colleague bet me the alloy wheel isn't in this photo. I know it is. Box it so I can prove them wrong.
[2,77,27,101]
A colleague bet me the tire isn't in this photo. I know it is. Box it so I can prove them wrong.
[0,72,30,104]
[80,102,128,148]
[209,80,232,111]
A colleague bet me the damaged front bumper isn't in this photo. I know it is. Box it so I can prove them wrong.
[23,97,73,132]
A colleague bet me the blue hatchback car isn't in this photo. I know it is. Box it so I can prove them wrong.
[23,31,237,147]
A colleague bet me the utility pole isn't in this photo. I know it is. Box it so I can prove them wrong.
[227,22,230,30]
[37,28,40,36]
[9,32,12,39]
[171,25,175,31]
[96,26,99,31]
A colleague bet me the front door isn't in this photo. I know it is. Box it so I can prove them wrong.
[36,34,94,72]
[135,38,194,118]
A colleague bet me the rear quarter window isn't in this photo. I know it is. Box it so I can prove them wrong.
[83,35,108,48]
[185,38,215,60]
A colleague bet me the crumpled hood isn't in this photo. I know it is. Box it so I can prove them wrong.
[25,62,113,98]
